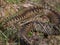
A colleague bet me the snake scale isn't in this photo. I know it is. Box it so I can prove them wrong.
[2,3,60,32]
[1,3,60,45]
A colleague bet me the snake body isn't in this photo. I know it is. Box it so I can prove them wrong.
[1,3,60,45]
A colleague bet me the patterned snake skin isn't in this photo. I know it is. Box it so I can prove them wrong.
[1,3,60,45]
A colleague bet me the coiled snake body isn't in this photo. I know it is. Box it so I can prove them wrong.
[1,3,60,45]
